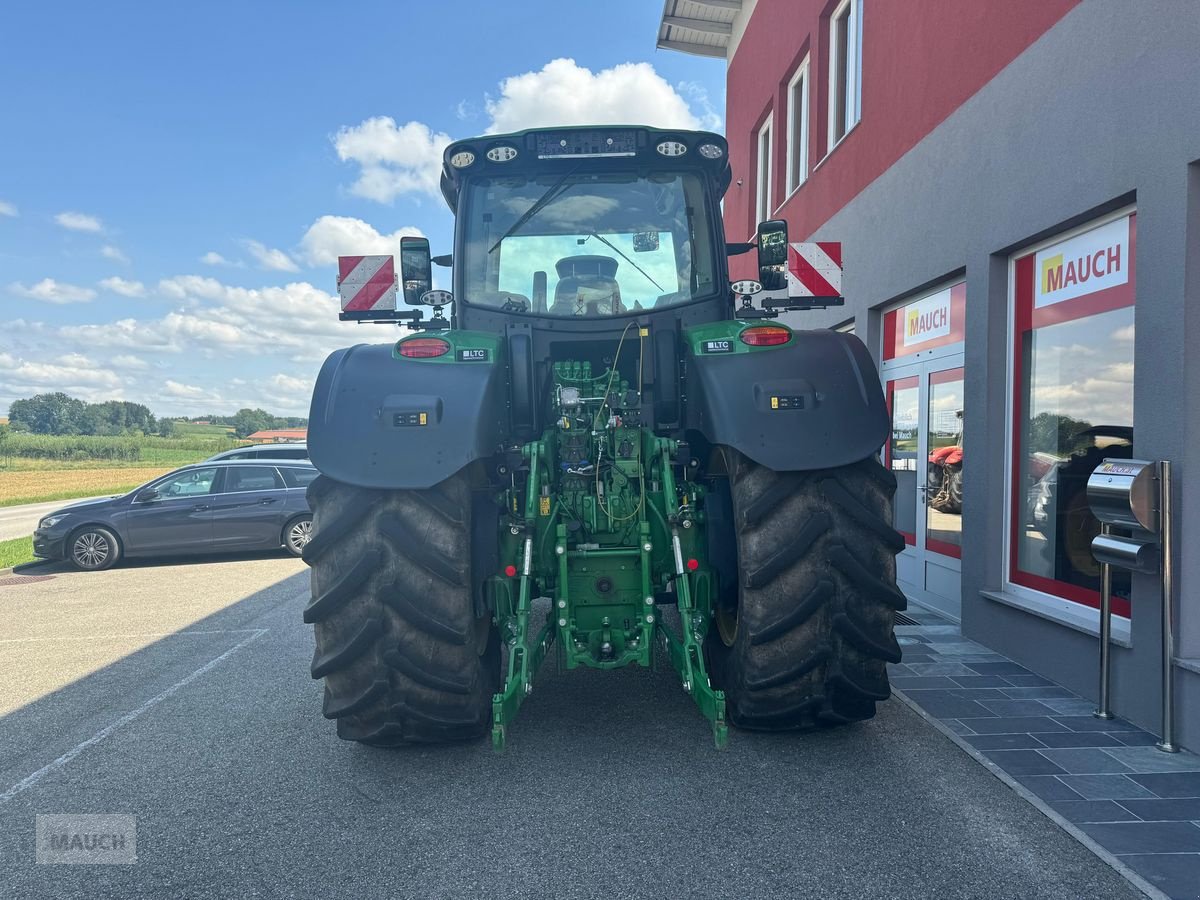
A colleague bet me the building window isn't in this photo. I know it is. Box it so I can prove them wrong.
[785,57,810,196]
[1009,212,1136,615]
[827,0,863,149]
[755,115,773,225]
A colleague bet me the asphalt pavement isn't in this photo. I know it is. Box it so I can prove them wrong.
[0,497,110,543]
[0,555,1145,899]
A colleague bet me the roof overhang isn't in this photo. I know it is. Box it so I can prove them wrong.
[655,0,741,59]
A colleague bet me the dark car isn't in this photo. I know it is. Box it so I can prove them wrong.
[207,442,308,462]
[33,460,318,571]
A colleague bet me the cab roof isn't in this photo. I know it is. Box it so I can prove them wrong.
[438,125,732,211]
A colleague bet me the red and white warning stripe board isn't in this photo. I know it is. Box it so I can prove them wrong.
[787,242,842,299]
[337,255,397,315]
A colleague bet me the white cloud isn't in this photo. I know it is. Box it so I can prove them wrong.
[333,117,452,203]
[298,215,423,266]
[55,211,103,233]
[485,58,709,134]
[335,59,716,206]
[101,245,130,264]
[0,200,17,217]
[9,278,97,304]
[112,354,149,370]
[163,379,211,400]
[201,251,242,267]
[1112,324,1135,342]
[244,239,299,272]
[99,276,146,298]
[0,351,125,403]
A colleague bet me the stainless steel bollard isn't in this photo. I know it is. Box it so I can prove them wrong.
[1093,522,1114,720]
[1157,460,1178,753]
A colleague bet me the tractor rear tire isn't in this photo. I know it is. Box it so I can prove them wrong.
[301,470,500,746]
[705,447,906,730]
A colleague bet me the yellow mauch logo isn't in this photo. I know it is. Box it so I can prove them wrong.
[1041,253,1064,293]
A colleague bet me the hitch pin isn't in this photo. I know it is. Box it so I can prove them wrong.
[522,536,534,577]
[671,529,685,577]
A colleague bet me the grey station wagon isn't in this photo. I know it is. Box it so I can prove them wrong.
[33,459,317,571]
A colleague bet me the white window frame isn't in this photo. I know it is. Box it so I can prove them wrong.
[784,56,810,198]
[999,204,1138,639]
[826,0,863,152]
[755,114,773,225]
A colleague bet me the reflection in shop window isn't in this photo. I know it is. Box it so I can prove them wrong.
[927,369,964,557]
[888,377,919,543]
[1011,213,1135,611]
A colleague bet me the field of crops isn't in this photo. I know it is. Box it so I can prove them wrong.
[0,433,245,507]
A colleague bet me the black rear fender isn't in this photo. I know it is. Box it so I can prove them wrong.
[308,343,507,489]
[686,329,889,472]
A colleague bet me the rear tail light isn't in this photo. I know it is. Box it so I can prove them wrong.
[398,337,450,358]
[739,325,792,347]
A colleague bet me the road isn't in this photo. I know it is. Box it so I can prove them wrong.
[0,555,1142,899]
[0,497,110,543]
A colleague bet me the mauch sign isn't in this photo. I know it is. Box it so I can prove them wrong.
[1035,216,1129,309]
[903,289,952,347]
[883,282,965,360]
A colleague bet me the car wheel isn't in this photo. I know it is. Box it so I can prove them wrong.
[284,515,313,557]
[70,526,121,571]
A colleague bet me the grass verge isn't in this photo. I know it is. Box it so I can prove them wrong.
[0,536,35,570]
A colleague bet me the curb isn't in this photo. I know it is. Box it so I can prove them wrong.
[890,687,1169,900]
[0,559,57,578]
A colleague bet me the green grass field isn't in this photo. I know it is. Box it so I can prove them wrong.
[0,536,35,570]
[174,422,236,437]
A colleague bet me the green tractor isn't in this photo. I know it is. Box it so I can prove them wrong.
[302,126,905,750]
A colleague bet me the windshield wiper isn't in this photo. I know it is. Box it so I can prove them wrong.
[586,232,664,293]
[488,165,581,254]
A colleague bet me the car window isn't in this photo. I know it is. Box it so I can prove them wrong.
[280,467,319,488]
[223,465,285,493]
[224,451,251,460]
[275,448,308,459]
[157,467,219,497]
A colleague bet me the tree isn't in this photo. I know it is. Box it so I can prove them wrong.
[8,393,88,435]
[1028,412,1094,457]
[230,407,275,438]
[156,418,178,437]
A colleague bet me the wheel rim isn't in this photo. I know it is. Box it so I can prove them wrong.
[289,519,313,552]
[715,596,739,646]
[73,532,109,567]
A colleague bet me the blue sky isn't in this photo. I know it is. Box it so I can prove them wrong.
[0,1,725,417]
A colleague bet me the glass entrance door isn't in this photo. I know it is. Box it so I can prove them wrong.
[885,354,965,619]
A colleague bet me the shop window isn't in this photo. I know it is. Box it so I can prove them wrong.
[827,0,863,149]
[1010,213,1136,614]
[785,57,810,196]
[755,115,773,224]
[886,376,919,544]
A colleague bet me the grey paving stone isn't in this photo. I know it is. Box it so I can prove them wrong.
[897,636,928,647]
[1004,674,1055,687]
[904,662,978,677]
[1058,775,1159,800]
[951,675,1012,688]
[1120,853,1200,900]
[1000,686,1076,700]
[1103,746,1200,774]
[1016,775,1083,801]
[948,688,1011,701]
[1118,798,1200,821]
[1038,748,1134,775]
[886,663,916,676]
[966,661,1033,676]
[959,716,1069,734]
[1055,716,1141,733]
[1041,698,1102,716]
[1048,799,1141,823]
[903,691,996,719]
[1111,730,1162,747]
[965,733,1048,751]
[980,699,1060,717]
[984,749,1068,776]
[1033,731,1126,749]
[924,632,975,643]
[941,718,975,735]
[890,676,961,690]
[1130,772,1200,799]
[930,642,995,656]
[1080,821,1200,854]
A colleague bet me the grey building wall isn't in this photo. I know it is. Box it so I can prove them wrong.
[791,0,1200,747]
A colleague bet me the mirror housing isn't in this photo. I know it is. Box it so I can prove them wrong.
[756,219,789,291]
[400,236,433,306]
[135,487,160,503]
[632,231,660,252]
